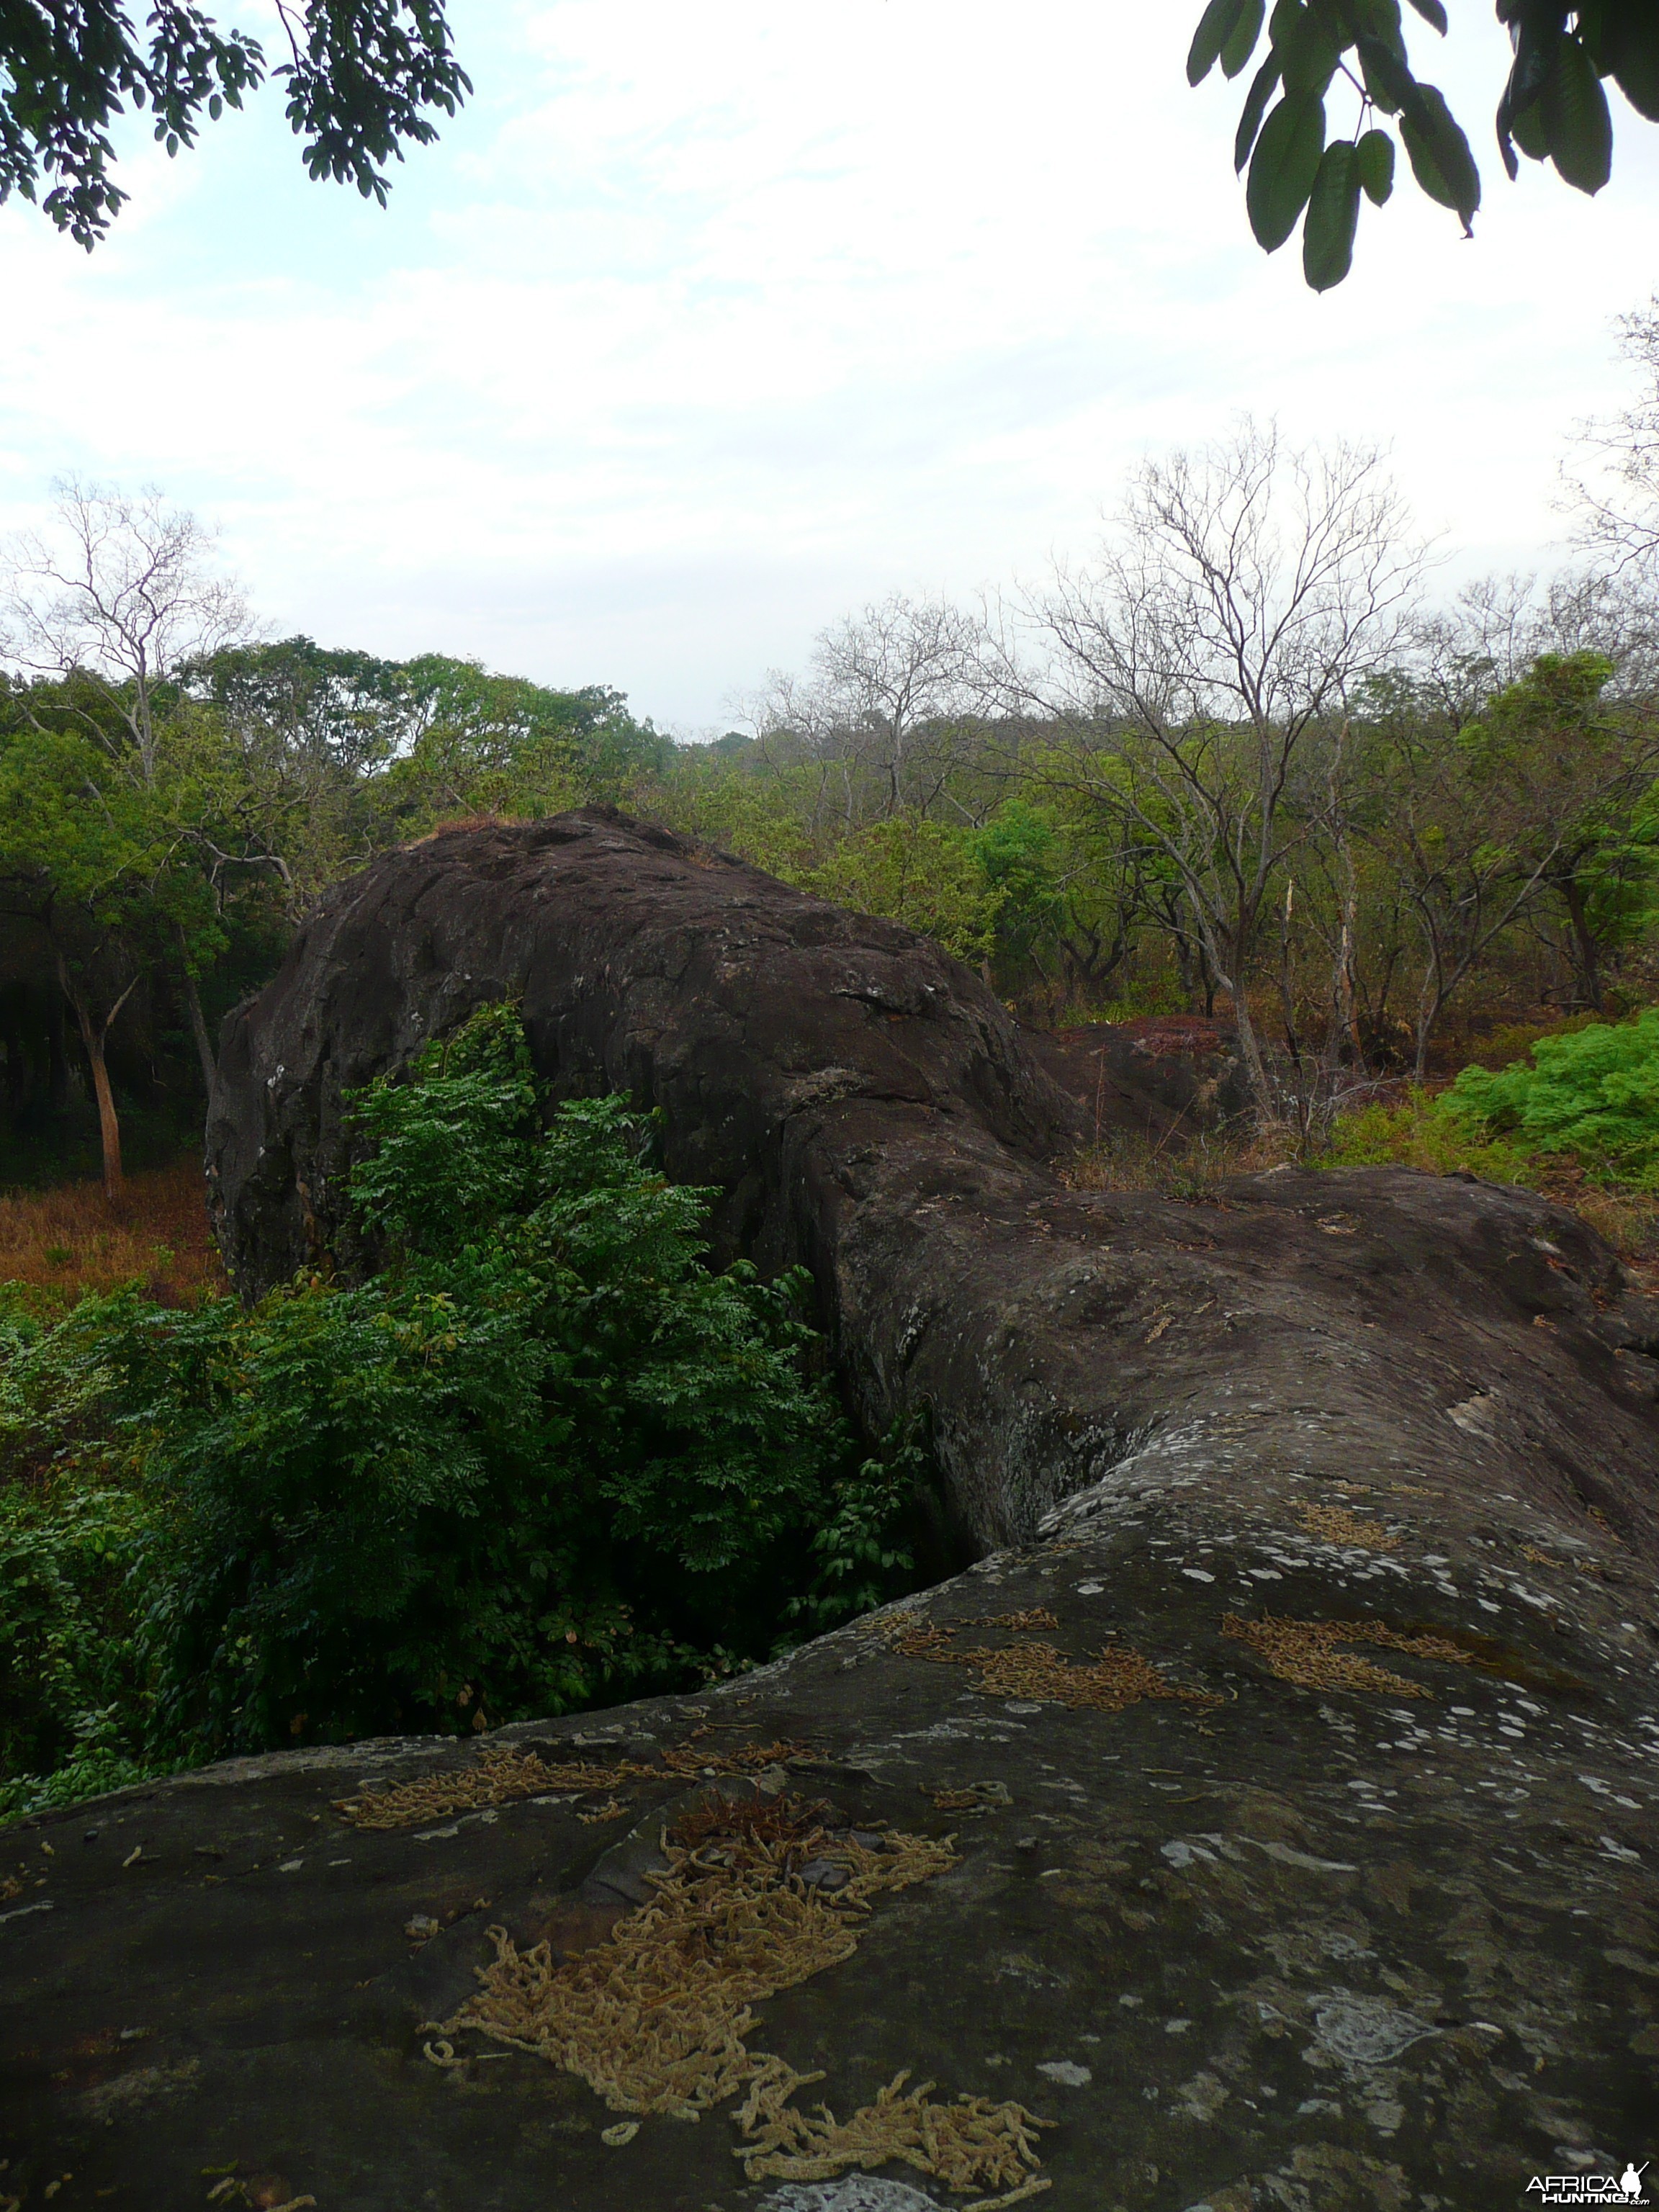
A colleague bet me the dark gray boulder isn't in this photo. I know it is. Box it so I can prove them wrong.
[4,809,1656,2210]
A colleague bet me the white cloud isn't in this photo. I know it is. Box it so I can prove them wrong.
[1,0,1657,725]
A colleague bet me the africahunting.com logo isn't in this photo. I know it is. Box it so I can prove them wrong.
[1526,2166,1649,2206]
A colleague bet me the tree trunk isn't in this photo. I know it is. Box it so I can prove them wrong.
[84,1024,124,1200]
[1412,968,1441,1082]
[56,959,139,1203]
[1277,879,1300,1062]
[175,927,217,1095]
[1228,986,1277,1123]
[1200,921,1275,1122]
[1561,877,1604,1013]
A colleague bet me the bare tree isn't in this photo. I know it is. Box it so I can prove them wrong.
[745,593,983,830]
[811,593,981,817]
[1,479,253,1090]
[3,478,251,783]
[1003,421,1426,1122]
[1411,569,1659,716]
[1569,297,1659,583]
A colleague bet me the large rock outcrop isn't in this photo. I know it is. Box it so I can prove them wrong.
[4,809,1658,2211]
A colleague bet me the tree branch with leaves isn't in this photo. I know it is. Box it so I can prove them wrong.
[1191,1,1659,290]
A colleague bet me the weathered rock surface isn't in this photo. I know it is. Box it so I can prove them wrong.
[4,810,1658,2211]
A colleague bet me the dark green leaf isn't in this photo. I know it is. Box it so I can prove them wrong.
[1246,89,1326,251]
[1349,0,1406,45]
[1496,9,1565,176]
[1541,32,1614,192]
[1509,93,1549,161]
[1220,0,1267,78]
[1271,0,1340,92]
[1235,55,1283,169]
[1405,0,1448,31]
[1399,83,1480,225]
[1303,140,1362,289]
[1355,32,1414,113]
[1189,0,1249,87]
[1596,0,1659,120]
[1356,126,1395,204]
[1609,46,1659,121]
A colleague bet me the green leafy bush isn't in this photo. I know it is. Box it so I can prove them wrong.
[1439,1010,1659,1186]
[802,817,1006,965]
[0,1007,924,1799]
[0,1290,156,1817]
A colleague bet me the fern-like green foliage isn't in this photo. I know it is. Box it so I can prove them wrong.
[0,1007,922,1803]
[1439,1010,1659,1187]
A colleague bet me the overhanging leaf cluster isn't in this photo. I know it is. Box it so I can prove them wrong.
[1190,0,1659,290]
[0,0,467,246]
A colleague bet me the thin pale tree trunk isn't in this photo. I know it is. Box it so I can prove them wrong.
[57,960,140,1202]
[174,925,217,1094]
[84,1025,124,1202]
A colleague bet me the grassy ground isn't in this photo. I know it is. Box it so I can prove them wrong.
[0,1159,228,1312]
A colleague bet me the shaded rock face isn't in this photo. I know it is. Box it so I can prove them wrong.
[1028,1015,1250,1138]
[5,809,1658,2209]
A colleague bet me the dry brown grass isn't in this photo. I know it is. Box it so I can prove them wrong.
[0,1160,226,1310]
[1061,1124,1298,1198]
[1524,1159,1659,1281]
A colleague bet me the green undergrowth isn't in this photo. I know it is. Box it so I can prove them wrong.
[1440,1007,1659,1187]
[1323,1092,1539,1185]
[1330,1010,1659,1189]
[1323,1012,1659,1263]
[0,1007,931,1821]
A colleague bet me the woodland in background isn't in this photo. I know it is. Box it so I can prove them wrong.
[14,294,1659,1192]
[4,431,1659,1195]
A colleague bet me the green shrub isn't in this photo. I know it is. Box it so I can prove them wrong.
[1439,1010,1659,1186]
[0,1007,922,1798]
[801,817,1006,965]
[0,1290,158,1815]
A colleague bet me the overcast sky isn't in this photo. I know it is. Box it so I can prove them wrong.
[2,1,1658,729]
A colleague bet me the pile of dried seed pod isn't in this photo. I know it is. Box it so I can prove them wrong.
[426,1790,1053,2198]
[1223,1613,1472,1697]
[336,1730,814,1831]
[428,1793,957,2121]
[734,2051,1051,2198]
[1294,1503,1402,1552]
[335,1742,652,1828]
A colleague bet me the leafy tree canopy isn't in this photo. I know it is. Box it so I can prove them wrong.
[0,1,467,246]
[1190,0,1659,290]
